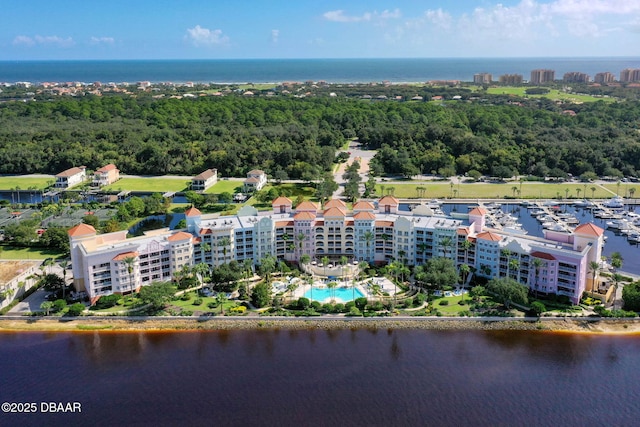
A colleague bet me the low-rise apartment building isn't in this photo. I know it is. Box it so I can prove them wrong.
[70,196,604,304]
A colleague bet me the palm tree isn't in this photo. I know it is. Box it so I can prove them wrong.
[459,263,471,287]
[439,236,454,259]
[589,261,600,293]
[509,258,520,281]
[361,230,374,261]
[630,187,636,200]
[242,258,253,298]
[122,256,136,295]
[610,252,623,271]
[259,254,276,285]
[564,188,570,199]
[300,254,311,268]
[305,274,314,303]
[217,237,231,265]
[512,186,518,197]
[461,239,473,265]
[532,258,542,298]
[200,242,211,264]
[611,273,623,310]
[40,301,53,316]
[216,291,227,315]
[501,249,512,277]
[193,262,210,289]
[590,186,596,199]
[296,232,306,259]
[321,256,330,278]
[286,282,299,303]
[281,233,291,257]
[371,283,382,303]
[58,259,69,300]
[327,281,337,302]
[576,188,582,199]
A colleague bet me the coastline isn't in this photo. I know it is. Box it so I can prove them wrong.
[2,317,640,335]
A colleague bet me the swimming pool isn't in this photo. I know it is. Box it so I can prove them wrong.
[303,286,365,302]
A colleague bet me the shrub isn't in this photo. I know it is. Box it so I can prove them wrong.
[334,303,346,313]
[229,306,247,314]
[346,306,362,317]
[297,297,310,310]
[52,299,67,312]
[438,300,449,306]
[207,301,217,309]
[321,303,334,313]
[94,294,120,309]
[193,298,203,306]
[354,297,368,311]
[67,303,85,316]
[310,301,322,311]
[413,293,426,306]
[180,293,191,301]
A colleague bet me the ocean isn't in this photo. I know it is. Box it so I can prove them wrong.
[1,57,639,84]
[1,329,639,427]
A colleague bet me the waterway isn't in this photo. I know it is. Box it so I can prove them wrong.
[0,329,639,426]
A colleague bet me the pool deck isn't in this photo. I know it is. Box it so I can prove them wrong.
[286,277,397,303]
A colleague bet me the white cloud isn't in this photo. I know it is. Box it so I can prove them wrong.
[186,25,229,46]
[12,35,35,46]
[323,9,401,23]
[13,34,74,47]
[90,36,115,45]
[424,9,453,30]
[271,29,279,43]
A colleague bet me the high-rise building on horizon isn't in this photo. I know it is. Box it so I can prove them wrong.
[473,72,492,84]
[499,74,523,84]
[620,68,640,83]
[530,69,555,84]
[563,72,590,83]
[594,72,615,84]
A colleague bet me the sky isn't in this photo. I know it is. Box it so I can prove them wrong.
[2,0,639,60]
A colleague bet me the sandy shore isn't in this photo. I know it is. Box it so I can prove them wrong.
[1,317,640,335]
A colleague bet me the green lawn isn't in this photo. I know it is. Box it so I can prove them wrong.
[203,180,243,194]
[103,177,190,192]
[376,182,615,199]
[0,176,53,190]
[484,87,616,103]
[431,295,472,315]
[170,294,240,313]
[0,246,64,260]
[603,183,639,198]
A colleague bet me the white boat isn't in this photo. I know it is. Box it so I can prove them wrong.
[573,199,594,208]
[603,196,625,209]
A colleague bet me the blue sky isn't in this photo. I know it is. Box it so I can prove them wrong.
[2,0,639,60]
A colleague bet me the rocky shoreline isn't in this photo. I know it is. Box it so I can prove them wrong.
[1,316,640,334]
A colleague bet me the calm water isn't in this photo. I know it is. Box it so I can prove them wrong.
[1,57,639,84]
[1,330,639,427]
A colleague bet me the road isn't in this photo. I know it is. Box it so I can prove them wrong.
[332,140,376,199]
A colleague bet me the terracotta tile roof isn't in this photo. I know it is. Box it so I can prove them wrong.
[248,169,264,175]
[323,207,346,217]
[199,228,212,235]
[185,206,202,217]
[531,251,556,260]
[275,220,294,227]
[378,195,400,205]
[469,207,488,216]
[56,166,85,178]
[96,163,117,173]
[354,211,376,220]
[272,196,292,206]
[113,251,138,261]
[477,231,502,242]
[345,220,354,226]
[245,177,260,183]
[67,223,96,237]
[353,201,375,211]
[193,169,217,180]
[294,211,316,221]
[375,220,394,227]
[296,201,319,211]
[574,223,604,237]
[168,231,193,242]
[457,227,470,236]
[324,199,347,209]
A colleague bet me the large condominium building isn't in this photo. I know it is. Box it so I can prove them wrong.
[69,197,604,305]
[498,74,523,85]
[563,72,590,83]
[530,69,555,84]
[593,72,616,84]
[473,73,492,84]
[620,68,640,83]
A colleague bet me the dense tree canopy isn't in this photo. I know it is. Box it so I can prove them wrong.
[1,94,640,179]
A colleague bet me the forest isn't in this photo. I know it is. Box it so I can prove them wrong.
[1,92,640,179]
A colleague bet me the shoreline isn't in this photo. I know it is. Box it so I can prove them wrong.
[2,317,640,335]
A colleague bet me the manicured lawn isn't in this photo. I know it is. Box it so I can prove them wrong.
[170,294,240,313]
[203,180,243,194]
[0,176,53,190]
[602,183,639,198]
[103,177,190,192]
[431,295,471,315]
[0,246,64,260]
[484,87,616,103]
[376,182,615,199]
